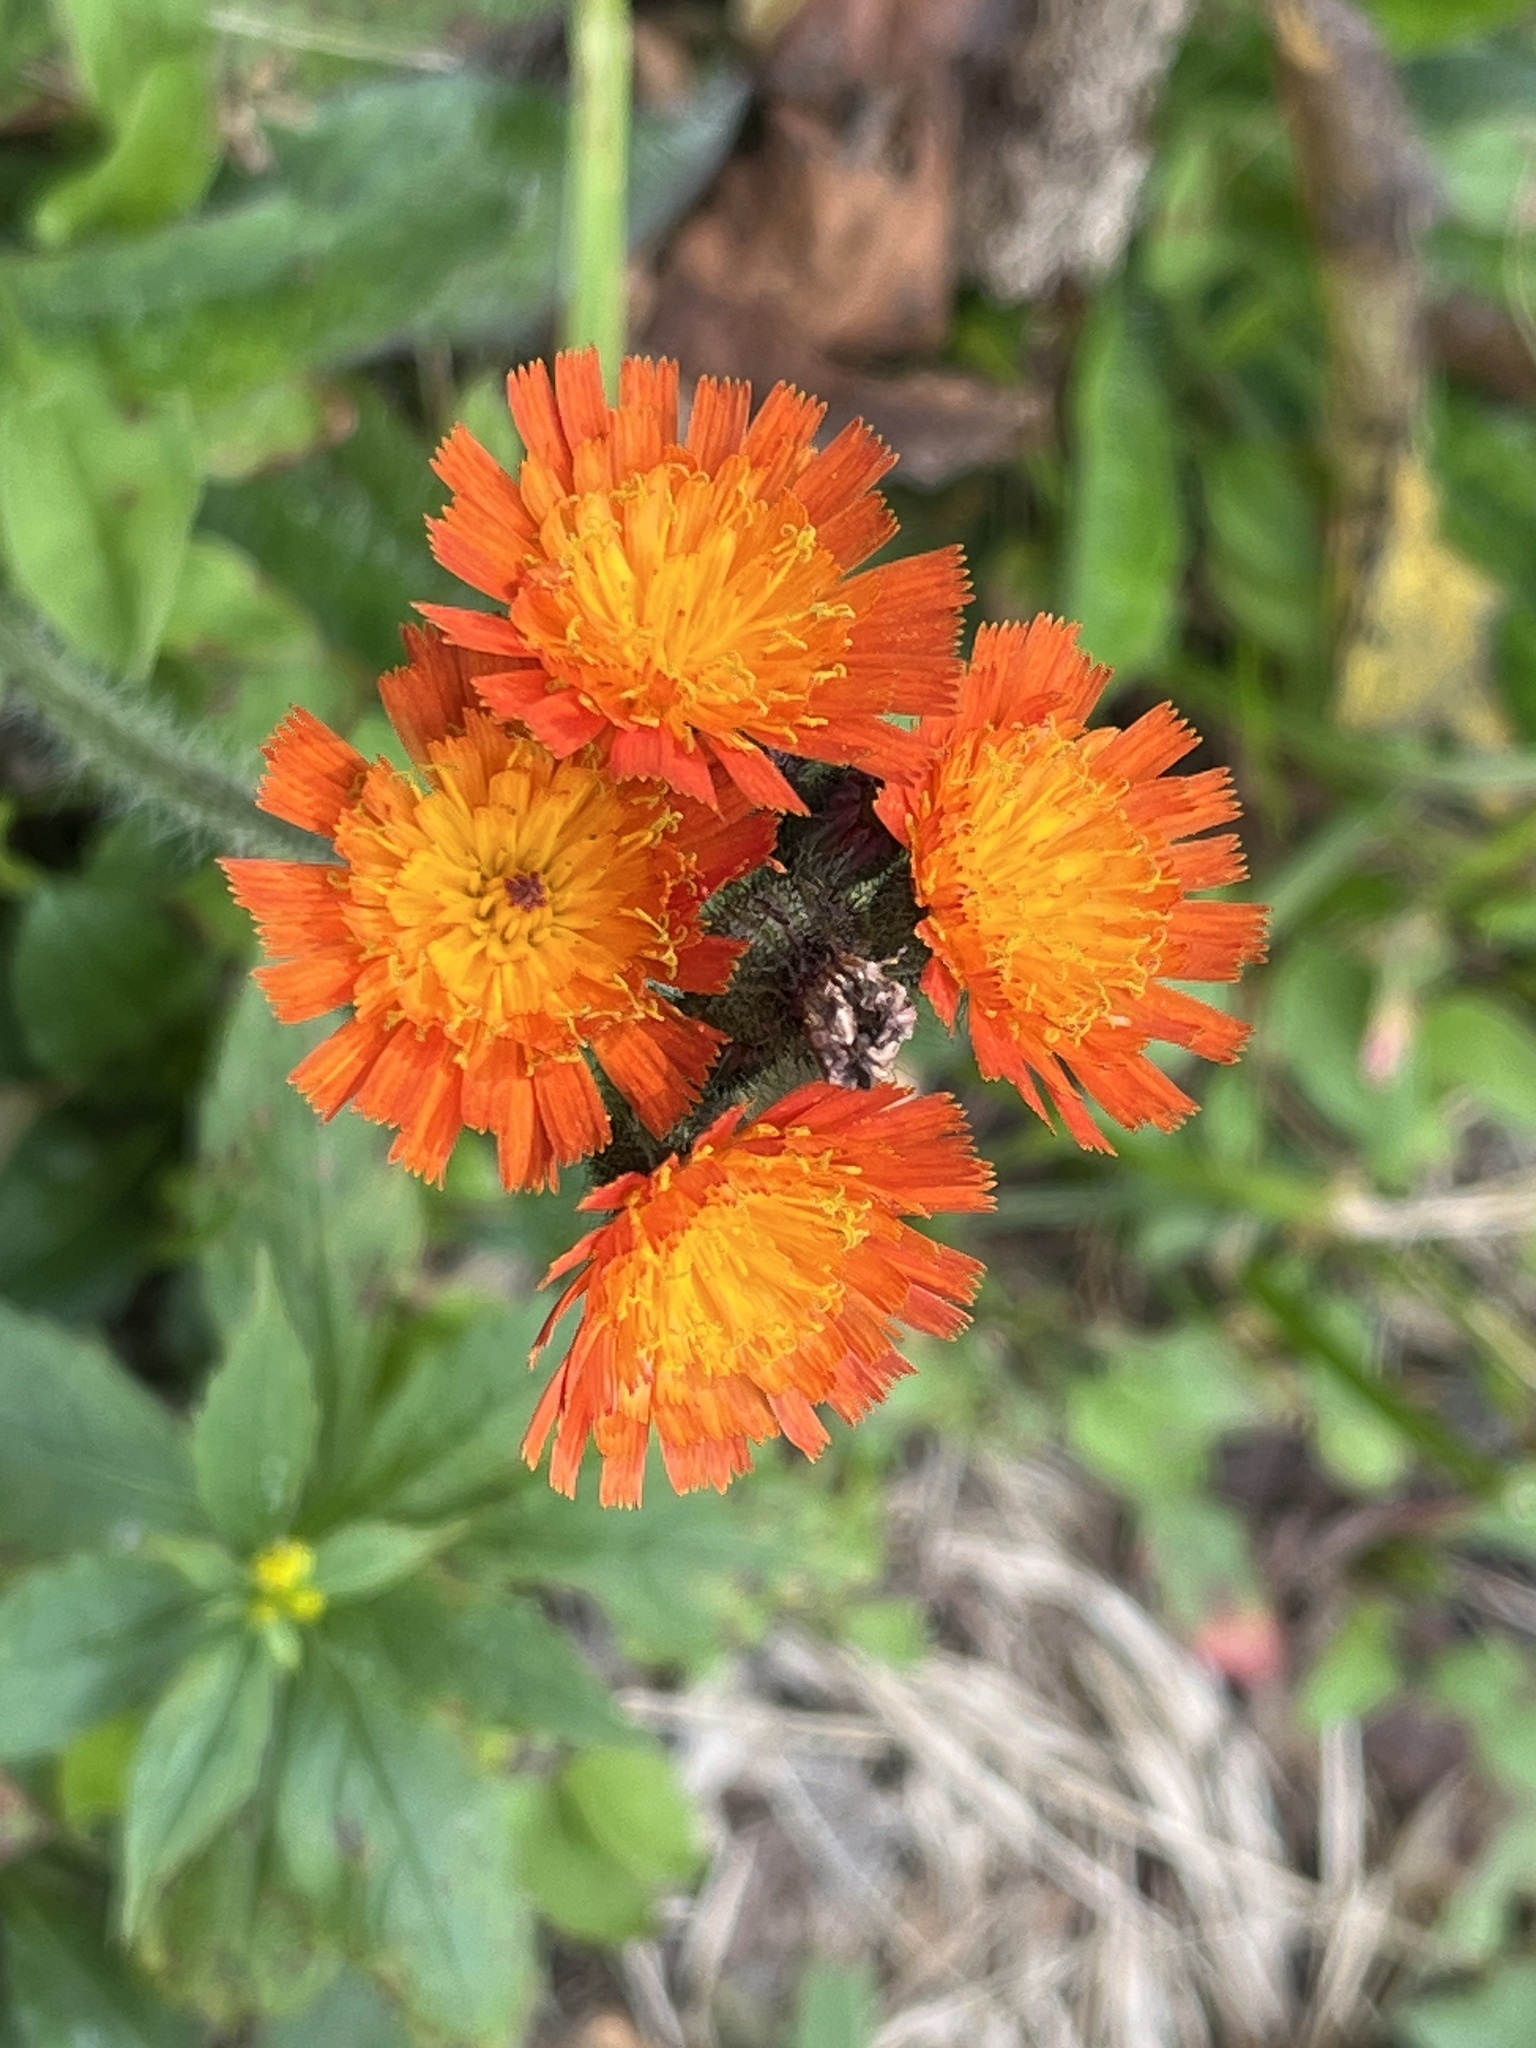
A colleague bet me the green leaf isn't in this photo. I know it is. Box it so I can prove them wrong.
[149,1536,244,1597]
[561,1744,703,1887]
[0,0,52,124]
[1299,1599,1402,1728]
[486,1475,770,1667]
[1398,1961,1536,2048]
[122,1634,279,1938]
[276,1651,533,2044]
[58,1712,141,1828]
[196,981,423,1470]
[37,0,217,242]
[513,1741,701,1944]
[1436,1802,1536,1964]
[794,1960,878,2048]
[1362,0,1536,54]
[1425,992,1536,1130]
[159,533,358,750]
[0,1556,198,1763]
[1138,1493,1261,1632]
[52,0,206,111]
[190,380,339,485]
[1252,1270,1499,1494]
[203,382,453,673]
[35,54,220,247]
[1265,938,1447,1183]
[260,1970,415,2048]
[1198,437,1322,664]
[1308,1355,1414,1496]
[1064,288,1185,676]
[344,1582,631,1747]
[137,1823,337,2028]
[0,355,199,677]
[1066,1327,1260,1502]
[0,1114,169,1318]
[0,1298,197,1552]
[6,72,743,408]
[510,1779,654,1944]
[0,1860,197,2048]
[193,1252,319,1553]
[343,1299,548,1524]
[0,1108,170,1324]
[839,1597,927,1666]
[1431,1637,1536,1796]
[11,879,216,1092]
[310,1522,453,1604]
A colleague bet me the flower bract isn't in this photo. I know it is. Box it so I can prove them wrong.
[875,616,1269,1151]
[522,1083,995,1506]
[421,349,969,814]
[224,627,777,1190]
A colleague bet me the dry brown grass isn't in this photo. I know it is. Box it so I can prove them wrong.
[616,1452,1468,2048]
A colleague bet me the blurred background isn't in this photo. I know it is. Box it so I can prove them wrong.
[4,0,1536,2043]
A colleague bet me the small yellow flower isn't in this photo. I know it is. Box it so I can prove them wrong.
[249,1539,326,1627]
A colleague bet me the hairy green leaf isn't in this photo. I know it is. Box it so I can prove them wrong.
[193,1253,319,1552]
[342,1582,631,1747]
[0,1299,197,1551]
[0,1859,196,2048]
[0,356,198,678]
[0,1556,198,1762]
[197,982,423,1472]
[12,879,216,1093]
[276,1651,533,2043]
[6,73,744,406]
[122,1634,279,1938]
[310,1522,453,1604]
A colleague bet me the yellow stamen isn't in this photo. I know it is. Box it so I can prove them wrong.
[915,720,1179,1047]
[336,714,687,1048]
[597,1148,872,1402]
[249,1539,327,1628]
[514,463,855,742]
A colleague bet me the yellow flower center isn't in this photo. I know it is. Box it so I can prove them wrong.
[594,1145,873,1407]
[249,1539,326,1627]
[915,721,1179,1045]
[337,717,687,1048]
[513,461,855,742]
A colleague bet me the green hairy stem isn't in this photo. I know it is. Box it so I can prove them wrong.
[0,595,318,861]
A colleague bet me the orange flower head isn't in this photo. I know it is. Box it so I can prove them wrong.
[875,617,1269,1151]
[523,1083,995,1506]
[420,349,969,815]
[223,627,777,1191]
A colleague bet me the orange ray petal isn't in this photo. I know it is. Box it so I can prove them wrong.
[257,708,366,835]
[686,375,751,469]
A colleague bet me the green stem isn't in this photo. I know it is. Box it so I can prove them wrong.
[563,0,632,391]
[0,596,317,861]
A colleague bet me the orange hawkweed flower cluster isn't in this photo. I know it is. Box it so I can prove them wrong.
[227,349,1267,1506]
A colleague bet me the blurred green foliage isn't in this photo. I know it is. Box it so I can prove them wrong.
[0,0,1534,2040]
